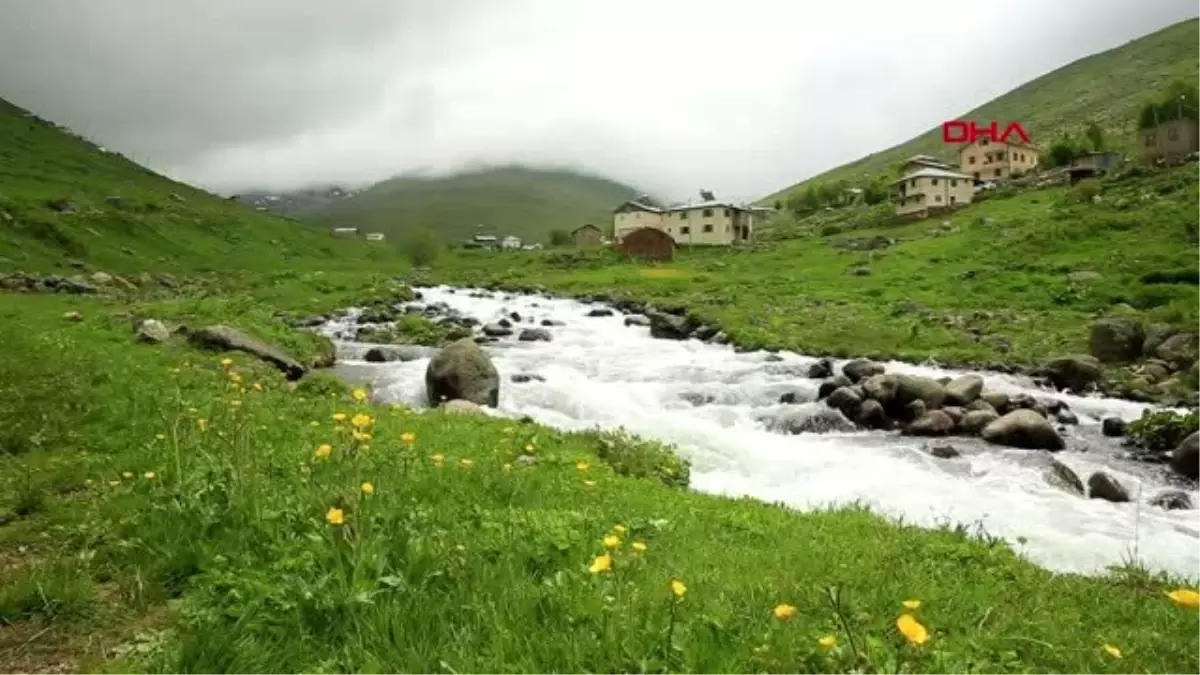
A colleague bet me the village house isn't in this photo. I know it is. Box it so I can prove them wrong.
[1067,151,1121,183]
[890,166,974,219]
[611,197,754,246]
[570,223,604,247]
[365,232,386,242]
[1140,117,1199,164]
[501,235,522,250]
[958,137,1039,181]
[901,154,955,174]
[331,227,359,237]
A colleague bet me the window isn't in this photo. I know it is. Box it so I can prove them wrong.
[973,171,980,179]
[934,195,942,203]
[725,224,731,231]
[723,208,731,216]
[931,178,939,185]
[980,138,989,146]
[994,168,1002,177]
[1168,126,1179,140]
[950,179,957,187]
[910,179,916,187]
[703,224,714,233]
[950,196,957,205]
[679,211,686,219]
[969,156,976,164]
[667,228,673,233]
[702,208,713,217]
[680,226,690,235]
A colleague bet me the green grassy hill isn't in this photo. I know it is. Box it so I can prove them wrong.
[302,165,641,245]
[0,97,386,274]
[762,18,1200,205]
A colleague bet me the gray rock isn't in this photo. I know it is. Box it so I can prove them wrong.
[1141,323,1176,359]
[981,409,1065,450]
[586,308,614,317]
[1170,431,1198,480]
[624,315,650,327]
[966,399,998,415]
[515,454,538,467]
[482,323,513,337]
[806,358,834,379]
[1055,409,1079,425]
[541,319,565,327]
[648,312,694,340]
[959,410,1000,435]
[765,407,857,435]
[903,399,927,422]
[679,391,716,406]
[364,345,437,363]
[1149,490,1193,511]
[842,359,885,383]
[89,271,113,285]
[862,374,899,404]
[62,310,83,322]
[894,374,946,409]
[1089,317,1144,363]
[855,399,889,429]
[943,374,984,406]
[425,338,500,407]
[1046,459,1084,495]
[511,373,546,383]
[929,444,960,459]
[817,375,853,400]
[825,386,862,416]
[940,406,965,425]
[440,399,486,416]
[904,411,956,437]
[1087,471,1130,503]
[188,324,306,380]
[135,319,170,344]
[1155,333,1197,370]
[980,391,1010,414]
[1040,355,1103,393]
[1101,417,1127,437]
[517,328,552,342]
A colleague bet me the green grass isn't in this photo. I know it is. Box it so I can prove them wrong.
[0,97,395,275]
[762,18,1200,205]
[300,164,640,246]
[427,165,1199,376]
[1,283,1197,673]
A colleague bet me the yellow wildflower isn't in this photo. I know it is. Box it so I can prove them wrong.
[524,443,534,452]
[612,525,627,535]
[401,432,416,446]
[352,388,368,403]
[583,480,596,487]
[228,372,242,384]
[895,614,928,646]
[361,481,375,495]
[314,443,332,459]
[122,471,133,479]
[350,413,373,429]
[220,358,233,368]
[352,430,372,444]
[325,508,345,525]
[144,471,156,480]
[603,534,621,549]
[458,458,474,468]
[332,412,347,422]
[431,453,445,465]
[197,418,208,432]
[253,382,264,391]
[229,399,242,407]
[670,579,687,599]
[632,541,647,554]
[576,461,589,472]
[108,480,120,487]
[502,426,514,434]
[902,599,921,610]
[773,603,798,620]
[818,635,837,650]
[502,463,513,471]
[1102,644,1122,659]
[456,544,467,552]
[155,433,166,440]
[588,553,612,574]
[1166,589,1200,609]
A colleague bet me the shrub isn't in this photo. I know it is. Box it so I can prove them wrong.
[585,427,690,489]
[1072,179,1101,203]
[1125,409,1199,453]
[548,229,571,246]
[400,227,441,267]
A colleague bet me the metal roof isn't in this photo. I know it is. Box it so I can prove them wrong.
[890,167,975,184]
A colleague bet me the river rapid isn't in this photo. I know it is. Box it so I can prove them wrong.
[318,285,1199,580]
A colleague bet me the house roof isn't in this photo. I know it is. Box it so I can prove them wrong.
[664,200,748,212]
[572,223,602,233]
[890,167,974,184]
[614,200,664,214]
[957,138,1038,154]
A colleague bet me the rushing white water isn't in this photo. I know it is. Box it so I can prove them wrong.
[321,286,1199,579]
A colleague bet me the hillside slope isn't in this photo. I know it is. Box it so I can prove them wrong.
[302,165,640,244]
[0,97,386,274]
[763,18,1199,204]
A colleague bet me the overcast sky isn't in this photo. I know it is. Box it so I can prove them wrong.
[1,0,1196,201]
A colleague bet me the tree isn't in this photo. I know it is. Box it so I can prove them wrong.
[1085,122,1106,152]
[400,227,440,267]
[772,200,782,210]
[548,228,571,246]
[1046,134,1082,168]
[863,179,889,206]
[1139,80,1200,129]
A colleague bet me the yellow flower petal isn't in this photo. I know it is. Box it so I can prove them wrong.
[314,444,332,459]
[818,635,837,650]
[220,358,233,368]
[588,553,612,574]
[1102,644,1122,659]
[603,534,621,549]
[502,463,513,471]
[325,507,345,525]
[902,599,921,610]
[1166,589,1200,609]
[582,480,595,487]
[332,412,347,422]
[773,603,797,620]
[612,524,627,535]
[670,579,687,599]
[896,614,928,646]
[351,388,367,403]
[143,471,156,480]
[576,461,589,472]
[632,541,647,554]
[458,458,474,468]
[400,432,416,445]
[360,481,374,495]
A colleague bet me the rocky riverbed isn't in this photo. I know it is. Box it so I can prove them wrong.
[312,285,1198,578]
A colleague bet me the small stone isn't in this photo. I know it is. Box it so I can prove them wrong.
[1086,471,1130,503]
[929,444,960,459]
[62,310,83,322]
[1101,417,1127,437]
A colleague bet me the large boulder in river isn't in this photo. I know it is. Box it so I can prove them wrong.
[1154,333,1197,370]
[862,374,899,405]
[1170,431,1198,480]
[365,345,438,363]
[943,374,984,406]
[980,409,1065,450]
[425,338,500,408]
[1087,471,1130,503]
[764,406,856,435]
[894,374,945,410]
[648,312,695,340]
[842,359,885,383]
[187,324,306,380]
[817,375,852,399]
[1040,355,1103,393]
[517,328,552,342]
[959,409,1000,435]
[1149,490,1193,511]
[1089,317,1144,363]
[825,387,862,416]
[903,411,956,437]
[855,399,889,429]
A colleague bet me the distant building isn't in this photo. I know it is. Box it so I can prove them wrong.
[958,138,1039,181]
[501,235,522,250]
[331,227,359,237]
[612,197,754,246]
[365,232,386,242]
[890,166,974,219]
[521,243,543,251]
[571,223,604,247]
[618,227,675,261]
[900,154,955,175]
[1140,117,1199,165]
[1067,151,1121,183]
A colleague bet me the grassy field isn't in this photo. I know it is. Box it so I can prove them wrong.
[761,18,1200,205]
[301,165,640,246]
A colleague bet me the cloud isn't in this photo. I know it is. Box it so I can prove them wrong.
[1,0,1195,200]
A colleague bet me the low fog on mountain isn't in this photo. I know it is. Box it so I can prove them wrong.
[1,0,1195,199]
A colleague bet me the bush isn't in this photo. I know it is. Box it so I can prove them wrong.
[400,227,441,267]
[1125,409,1199,453]
[1140,268,1200,285]
[585,427,690,489]
[548,229,571,246]
[1072,179,1101,203]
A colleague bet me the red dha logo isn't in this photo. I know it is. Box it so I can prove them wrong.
[942,121,1031,145]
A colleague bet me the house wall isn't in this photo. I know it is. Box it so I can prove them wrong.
[1140,118,1200,163]
[661,205,736,245]
[959,140,1040,180]
[893,175,973,217]
[613,209,662,241]
[572,227,603,247]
